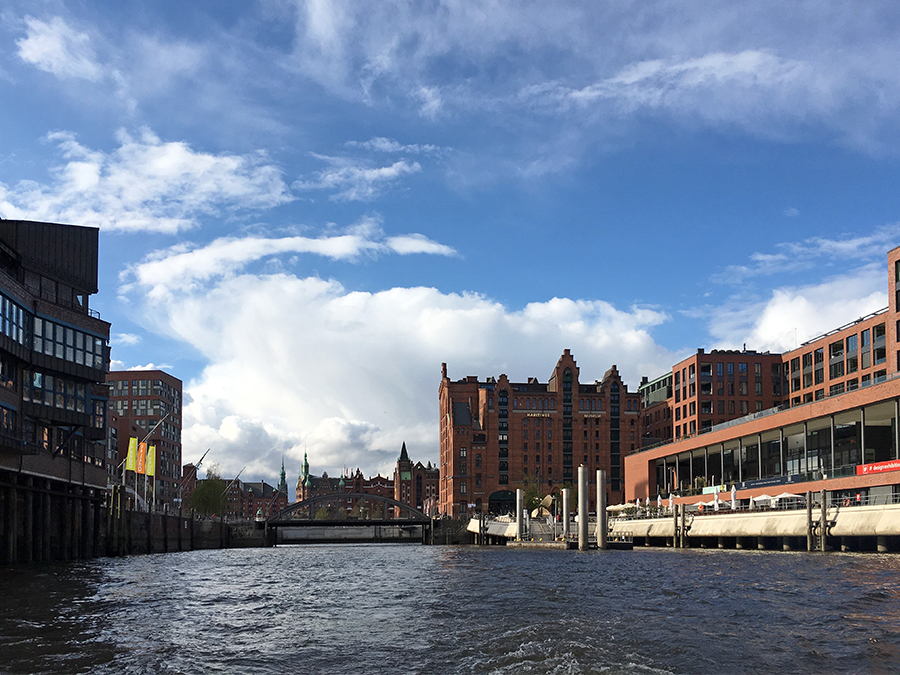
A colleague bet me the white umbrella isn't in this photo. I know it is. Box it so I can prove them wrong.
[657,494,662,510]
[731,484,737,510]
[636,497,641,509]
[668,493,674,513]
[713,491,720,512]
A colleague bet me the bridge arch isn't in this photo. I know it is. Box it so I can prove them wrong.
[268,492,430,523]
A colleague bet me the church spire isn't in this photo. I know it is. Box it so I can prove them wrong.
[278,457,287,494]
[399,442,410,463]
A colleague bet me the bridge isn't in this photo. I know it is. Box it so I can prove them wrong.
[264,492,434,545]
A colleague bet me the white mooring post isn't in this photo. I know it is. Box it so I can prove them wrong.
[516,488,524,541]
[562,488,570,538]
[597,469,607,550]
[578,466,588,551]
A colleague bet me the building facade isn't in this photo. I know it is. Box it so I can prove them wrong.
[223,479,288,520]
[393,442,439,515]
[439,350,640,518]
[0,220,111,562]
[639,349,785,445]
[107,369,182,510]
[626,245,900,508]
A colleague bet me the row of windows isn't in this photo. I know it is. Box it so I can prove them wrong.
[0,292,107,369]
[23,370,88,413]
[33,317,106,369]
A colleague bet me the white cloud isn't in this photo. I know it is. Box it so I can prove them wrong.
[0,128,293,232]
[712,225,900,283]
[345,137,443,155]
[17,16,105,82]
[293,155,422,201]
[111,333,142,346]
[125,238,675,480]
[700,263,887,353]
[121,222,456,300]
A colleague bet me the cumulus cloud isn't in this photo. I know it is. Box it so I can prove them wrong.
[0,128,293,232]
[701,263,887,353]
[124,237,676,480]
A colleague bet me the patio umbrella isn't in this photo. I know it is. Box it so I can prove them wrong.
[731,484,737,510]
[657,494,662,510]
[713,491,720,511]
[668,493,674,513]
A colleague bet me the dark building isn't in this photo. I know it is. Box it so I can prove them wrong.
[107,369,182,511]
[0,219,111,562]
[439,350,640,517]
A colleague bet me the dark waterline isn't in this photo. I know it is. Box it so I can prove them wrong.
[3,546,900,674]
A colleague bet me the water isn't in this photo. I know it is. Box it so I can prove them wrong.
[3,545,900,674]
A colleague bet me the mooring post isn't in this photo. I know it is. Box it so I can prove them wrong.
[597,469,607,550]
[819,489,827,552]
[672,500,678,548]
[806,491,813,552]
[679,504,687,548]
[516,488,524,541]
[562,488,570,538]
[578,466,588,551]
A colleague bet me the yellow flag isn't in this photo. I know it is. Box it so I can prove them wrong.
[136,442,147,475]
[146,445,156,477]
[125,437,137,472]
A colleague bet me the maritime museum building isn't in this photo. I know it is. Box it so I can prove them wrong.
[625,244,900,507]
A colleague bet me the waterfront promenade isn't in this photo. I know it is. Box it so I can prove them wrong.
[470,492,900,552]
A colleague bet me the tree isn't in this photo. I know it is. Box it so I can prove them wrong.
[189,463,227,516]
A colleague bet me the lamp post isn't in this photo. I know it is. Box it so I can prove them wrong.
[178,448,210,516]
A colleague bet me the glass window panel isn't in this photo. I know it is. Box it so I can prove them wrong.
[834,410,861,472]
[864,402,896,464]
[784,424,805,477]
[741,435,760,482]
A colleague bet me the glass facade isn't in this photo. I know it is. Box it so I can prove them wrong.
[654,398,899,495]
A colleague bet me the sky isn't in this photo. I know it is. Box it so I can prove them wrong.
[2,1,900,488]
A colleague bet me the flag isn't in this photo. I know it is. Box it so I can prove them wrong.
[125,437,137,472]
[136,441,147,474]
[145,445,156,477]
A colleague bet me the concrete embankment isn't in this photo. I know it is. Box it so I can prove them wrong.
[612,502,900,552]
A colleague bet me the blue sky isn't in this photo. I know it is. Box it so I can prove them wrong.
[2,1,900,485]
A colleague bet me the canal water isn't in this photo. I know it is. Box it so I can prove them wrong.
[2,545,900,674]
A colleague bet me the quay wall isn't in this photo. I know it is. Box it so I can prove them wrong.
[0,480,266,564]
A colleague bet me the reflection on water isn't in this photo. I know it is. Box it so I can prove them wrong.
[3,546,900,674]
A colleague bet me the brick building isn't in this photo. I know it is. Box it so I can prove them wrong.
[393,442,439,515]
[223,478,288,520]
[107,369,182,510]
[639,349,785,445]
[626,244,900,507]
[438,350,640,518]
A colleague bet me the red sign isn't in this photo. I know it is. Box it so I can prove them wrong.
[857,460,900,476]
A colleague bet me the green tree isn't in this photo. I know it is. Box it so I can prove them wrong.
[189,463,226,516]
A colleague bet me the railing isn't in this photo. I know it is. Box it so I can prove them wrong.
[614,491,900,521]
